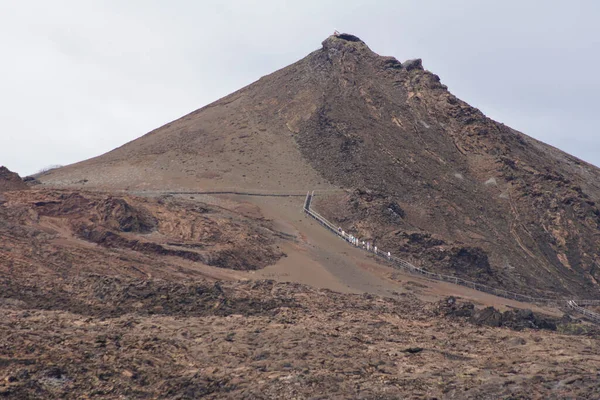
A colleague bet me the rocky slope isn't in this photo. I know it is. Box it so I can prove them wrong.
[0,189,284,286]
[40,34,600,298]
[0,167,28,193]
[1,276,598,399]
[2,187,598,398]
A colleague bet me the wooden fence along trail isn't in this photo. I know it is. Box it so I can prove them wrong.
[303,191,600,325]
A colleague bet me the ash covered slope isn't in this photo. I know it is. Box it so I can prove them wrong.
[43,34,600,297]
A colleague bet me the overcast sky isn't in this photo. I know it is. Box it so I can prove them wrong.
[1,0,599,176]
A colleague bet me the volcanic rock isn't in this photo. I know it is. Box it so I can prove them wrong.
[38,34,600,298]
[402,58,423,70]
[0,166,28,192]
[3,34,600,400]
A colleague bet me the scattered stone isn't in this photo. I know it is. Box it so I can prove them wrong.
[507,337,527,346]
[403,347,424,354]
[471,307,503,327]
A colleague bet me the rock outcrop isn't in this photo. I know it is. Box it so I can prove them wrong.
[0,166,28,193]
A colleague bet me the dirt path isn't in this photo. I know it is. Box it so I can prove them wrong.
[238,195,400,296]
[201,194,562,315]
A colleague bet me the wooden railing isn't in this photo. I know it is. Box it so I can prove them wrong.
[303,191,600,324]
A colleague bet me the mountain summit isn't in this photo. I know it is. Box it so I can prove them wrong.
[42,34,600,297]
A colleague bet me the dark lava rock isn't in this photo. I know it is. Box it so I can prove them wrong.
[440,297,558,331]
[386,202,406,219]
[336,33,363,42]
[23,176,41,185]
[45,366,65,379]
[471,307,503,327]
[381,56,403,70]
[403,347,424,354]
[469,306,557,331]
[0,166,28,192]
[439,296,476,318]
[402,58,423,71]
[501,309,557,331]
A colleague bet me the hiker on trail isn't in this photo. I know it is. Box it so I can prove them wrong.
[387,251,391,259]
[338,227,342,233]
[374,246,378,254]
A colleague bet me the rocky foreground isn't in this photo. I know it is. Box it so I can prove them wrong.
[1,276,599,399]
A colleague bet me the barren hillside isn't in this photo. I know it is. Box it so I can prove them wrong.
[40,34,600,298]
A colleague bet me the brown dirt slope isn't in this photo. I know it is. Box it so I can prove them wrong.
[41,34,600,298]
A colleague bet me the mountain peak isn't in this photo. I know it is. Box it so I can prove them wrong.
[321,32,369,52]
[320,33,423,73]
[40,34,600,298]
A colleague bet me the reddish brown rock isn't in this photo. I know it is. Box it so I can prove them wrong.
[0,166,28,193]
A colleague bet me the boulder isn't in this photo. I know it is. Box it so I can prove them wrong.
[470,307,503,327]
[402,58,423,71]
[438,296,476,318]
[0,166,28,192]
